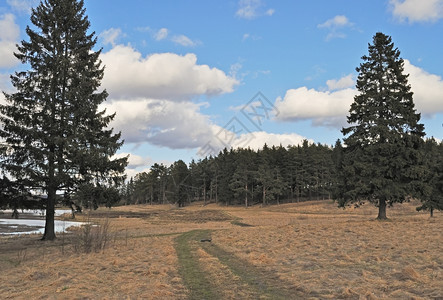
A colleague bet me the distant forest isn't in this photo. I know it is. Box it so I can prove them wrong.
[122,141,335,208]
[118,138,442,211]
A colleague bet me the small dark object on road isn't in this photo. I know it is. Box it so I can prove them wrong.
[200,238,212,242]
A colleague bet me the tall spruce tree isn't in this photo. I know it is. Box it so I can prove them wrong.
[0,0,127,240]
[170,160,189,207]
[338,32,425,219]
[416,139,443,217]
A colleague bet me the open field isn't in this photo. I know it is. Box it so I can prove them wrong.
[0,200,442,299]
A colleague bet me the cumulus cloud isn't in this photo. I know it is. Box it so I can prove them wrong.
[99,28,123,46]
[197,126,311,157]
[0,14,20,68]
[100,45,239,100]
[404,59,443,115]
[274,61,443,128]
[390,0,443,23]
[326,74,355,90]
[233,131,308,151]
[317,15,353,41]
[275,86,355,127]
[102,97,309,155]
[101,99,216,148]
[236,0,274,19]
[113,152,151,169]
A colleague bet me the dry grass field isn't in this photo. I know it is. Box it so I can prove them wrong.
[0,199,441,299]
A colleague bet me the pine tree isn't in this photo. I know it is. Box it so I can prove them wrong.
[416,139,443,217]
[338,32,425,219]
[170,160,189,207]
[229,149,254,207]
[0,0,127,240]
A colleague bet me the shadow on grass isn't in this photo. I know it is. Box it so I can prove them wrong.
[175,229,315,300]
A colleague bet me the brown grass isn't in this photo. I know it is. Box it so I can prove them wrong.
[0,200,441,299]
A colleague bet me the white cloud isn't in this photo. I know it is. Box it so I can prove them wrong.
[6,0,37,14]
[0,14,20,68]
[275,87,355,127]
[113,152,151,169]
[154,28,169,41]
[171,34,198,47]
[390,0,443,23]
[100,45,239,100]
[125,168,149,180]
[142,27,198,46]
[318,15,351,28]
[229,62,243,79]
[233,131,309,151]
[404,59,443,115]
[102,97,309,155]
[326,74,355,91]
[1,67,15,105]
[102,99,217,149]
[242,33,261,42]
[317,15,353,41]
[274,61,443,128]
[265,8,275,16]
[99,28,123,46]
[236,0,274,19]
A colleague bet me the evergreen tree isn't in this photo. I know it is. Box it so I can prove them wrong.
[170,160,189,207]
[133,172,149,204]
[0,176,34,218]
[338,32,425,219]
[194,158,211,205]
[0,0,127,240]
[229,151,253,207]
[416,139,443,217]
[217,148,236,205]
[208,156,219,203]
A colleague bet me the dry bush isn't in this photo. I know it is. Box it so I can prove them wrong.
[74,217,111,253]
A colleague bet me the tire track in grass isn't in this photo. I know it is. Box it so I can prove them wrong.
[200,241,309,299]
[175,230,314,299]
[175,230,219,300]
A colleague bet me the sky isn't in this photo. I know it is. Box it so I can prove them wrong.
[0,0,442,178]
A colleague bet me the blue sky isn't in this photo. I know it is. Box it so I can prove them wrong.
[1,0,443,177]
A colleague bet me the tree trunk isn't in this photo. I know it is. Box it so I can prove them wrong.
[251,184,254,203]
[262,186,266,206]
[203,179,206,206]
[377,198,388,220]
[245,183,248,208]
[42,185,56,240]
[162,183,166,204]
[296,185,299,203]
[290,186,294,203]
[42,144,57,241]
[430,207,434,218]
[215,177,218,204]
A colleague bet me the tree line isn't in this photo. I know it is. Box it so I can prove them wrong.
[119,137,442,217]
[121,141,335,207]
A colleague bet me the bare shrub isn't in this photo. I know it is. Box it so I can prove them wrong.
[74,217,111,254]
